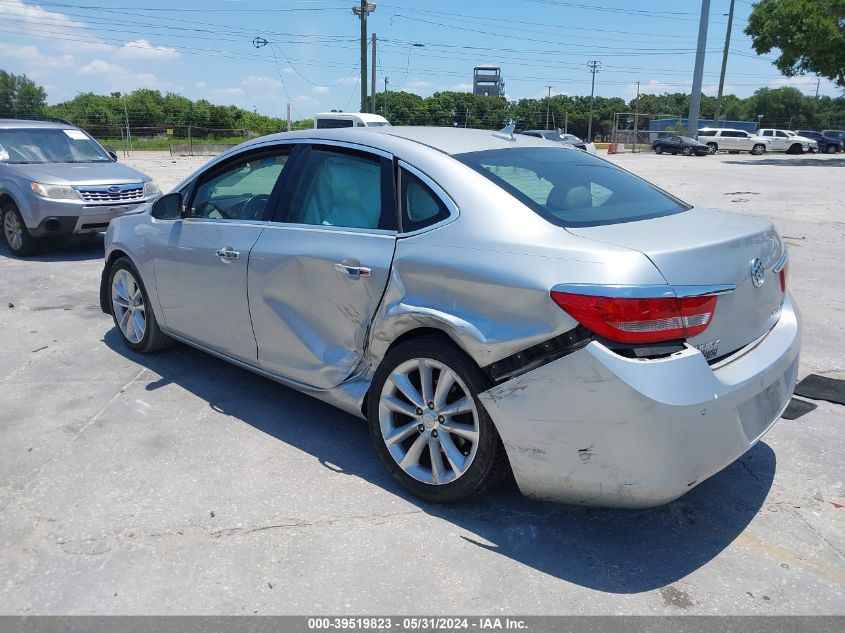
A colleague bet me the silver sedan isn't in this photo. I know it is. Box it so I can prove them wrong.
[100,126,801,508]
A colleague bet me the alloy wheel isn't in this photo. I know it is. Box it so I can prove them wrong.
[111,269,147,344]
[378,357,480,485]
[3,210,23,252]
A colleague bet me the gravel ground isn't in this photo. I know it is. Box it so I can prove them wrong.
[0,149,842,615]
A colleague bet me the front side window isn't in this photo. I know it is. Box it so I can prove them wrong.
[190,151,289,220]
[285,147,395,230]
[455,147,688,227]
[0,128,111,164]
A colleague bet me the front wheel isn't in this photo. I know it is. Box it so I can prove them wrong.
[826,144,837,154]
[751,143,766,155]
[682,146,693,156]
[654,145,663,154]
[2,203,37,257]
[109,257,171,353]
[707,142,718,154]
[368,337,509,503]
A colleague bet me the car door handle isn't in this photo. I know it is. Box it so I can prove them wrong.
[216,247,240,261]
[334,261,372,278]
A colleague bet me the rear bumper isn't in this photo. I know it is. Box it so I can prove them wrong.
[479,293,801,508]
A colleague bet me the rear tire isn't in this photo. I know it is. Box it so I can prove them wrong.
[751,143,766,155]
[826,144,836,154]
[2,203,37,257]
[707,142,718,154]
[108,257,172,353]
[367,336,510,503]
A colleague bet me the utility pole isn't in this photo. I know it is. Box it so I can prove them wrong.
[687,0,710,137]
[545,85,553,129]
[370,33,377,114]
[564,110,568,133]
[121,92,132,156]
[712,0,735,126]
[286,103,291,131]
[383,76,389,118]
[634,80,640,152]
[352,1,376,112]
[586,60,601,141]
[815,77,821,99]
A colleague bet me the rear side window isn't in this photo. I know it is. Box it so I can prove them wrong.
[400,169,450,233]
[284,147,396,231]
[316,118,354,129]
[455,147,688,227]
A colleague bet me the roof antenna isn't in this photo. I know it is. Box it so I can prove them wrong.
[493,121,516,141]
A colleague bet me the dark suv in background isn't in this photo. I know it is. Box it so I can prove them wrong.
[795,130,843,154]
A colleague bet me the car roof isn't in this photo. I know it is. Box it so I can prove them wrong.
[0,119,74,130]
[239,126,556,156]
[314,112,388,123]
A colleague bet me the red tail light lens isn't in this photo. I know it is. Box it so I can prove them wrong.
[550,291,719,344]
[779,261,788,292]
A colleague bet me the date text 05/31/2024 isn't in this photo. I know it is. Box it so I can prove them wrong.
[307,617,528,630]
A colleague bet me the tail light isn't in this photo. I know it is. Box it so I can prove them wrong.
[779,261,788,292]
[550,291,719,345]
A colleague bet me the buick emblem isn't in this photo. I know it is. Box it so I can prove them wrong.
[750,257,765,288]
[108,185,121,193]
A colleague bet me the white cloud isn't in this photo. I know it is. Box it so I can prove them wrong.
[294,94,320,107]
[195,81,207,89]
[404,79,432,92]
[450,83,473,91]
[0,0,113,52]
[130,73,159,87]
[213,87,245,96]
[770,76,818,88]
[241,75,281,88]
[0,43,74,69]
[312,85,330,94]
[116,39,181,62]
[283,67,296,76]
[80,59,126,75]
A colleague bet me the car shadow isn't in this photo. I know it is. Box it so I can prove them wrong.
[103,329,776,594]
[0,234,105,262]
[723,157,845,167]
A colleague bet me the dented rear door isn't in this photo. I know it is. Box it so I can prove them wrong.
[247,144,397,389]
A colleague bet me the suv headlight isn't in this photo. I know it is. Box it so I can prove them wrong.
[143,181,161,198]
[31,182,79,200]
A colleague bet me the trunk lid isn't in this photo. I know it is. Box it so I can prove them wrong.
[568,207,786,359]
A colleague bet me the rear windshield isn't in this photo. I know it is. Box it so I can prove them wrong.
[0,128,112,164]
[454,147,688,227]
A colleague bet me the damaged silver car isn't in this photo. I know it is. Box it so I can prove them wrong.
[101,126,801,508]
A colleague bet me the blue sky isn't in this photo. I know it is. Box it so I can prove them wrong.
[1,0,841,120]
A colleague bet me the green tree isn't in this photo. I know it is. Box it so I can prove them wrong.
[745,0,845,88]
[0,70,47,118]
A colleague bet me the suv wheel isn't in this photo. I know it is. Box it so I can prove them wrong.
[2,203,37,257]
[368,336,510,503]
[109,257,172,353]
[826,144,837,154]
[751,143,766,155]
[706,142,718,154]
[654,145,663,154]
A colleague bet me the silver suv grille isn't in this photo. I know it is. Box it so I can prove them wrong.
[76,183,144,203]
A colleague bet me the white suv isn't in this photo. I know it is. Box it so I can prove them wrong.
[758,129,815,154]
[696,128,771,155]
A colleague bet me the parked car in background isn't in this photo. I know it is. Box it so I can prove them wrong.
[821,130,845,143]
[101,126,800,508]
[0,119,159,256]
[795,130,843,153]
[651,135,709,156]
[696,128,771,155]
[520,130,597,154]
[314,112,390,129]
[758,129,814,154]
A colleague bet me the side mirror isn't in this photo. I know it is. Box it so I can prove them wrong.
[107,150,118,161]
[150,192,183,220]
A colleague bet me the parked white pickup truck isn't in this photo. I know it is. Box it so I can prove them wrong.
[758,129,815,153]
[696,128,772,155]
